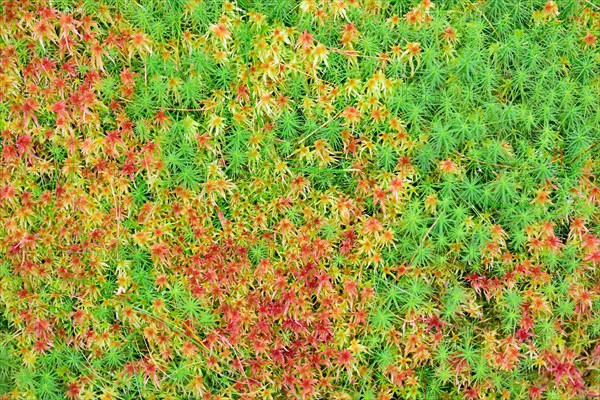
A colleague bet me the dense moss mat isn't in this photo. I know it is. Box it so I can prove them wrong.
[0,0,599,398]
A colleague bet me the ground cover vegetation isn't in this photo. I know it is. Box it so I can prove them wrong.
[0,0,599,398]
